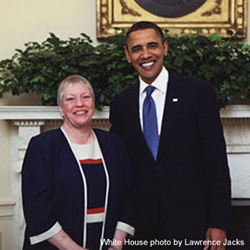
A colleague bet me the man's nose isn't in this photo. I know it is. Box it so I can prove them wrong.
[141,48,150,58]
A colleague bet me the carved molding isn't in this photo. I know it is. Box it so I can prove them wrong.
[14,121,45,127]
[202,0,222,17]
[119,0,141,16]
[97,0,248,38]
[0,200,14,219]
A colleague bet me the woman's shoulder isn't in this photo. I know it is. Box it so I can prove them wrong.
[29,128,64,146]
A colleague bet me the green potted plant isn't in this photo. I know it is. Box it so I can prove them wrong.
[0,30,249,110]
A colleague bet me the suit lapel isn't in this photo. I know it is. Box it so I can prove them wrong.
[157,72,184,160]
[127,83,141,132]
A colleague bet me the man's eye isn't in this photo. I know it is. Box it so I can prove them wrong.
[149,44,158,48]
[131,47,141,53]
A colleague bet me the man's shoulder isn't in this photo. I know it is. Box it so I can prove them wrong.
[111,83,138,104]
[169,71,213,92]
[170,71,208,85]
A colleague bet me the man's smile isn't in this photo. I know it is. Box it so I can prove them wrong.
[141,61,155,68]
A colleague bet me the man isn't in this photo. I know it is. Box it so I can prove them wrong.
[109,21,231,250]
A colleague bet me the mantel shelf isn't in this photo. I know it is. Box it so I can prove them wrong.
[0,106,110,120]
[0,105,249,120]
[220,105,250,118]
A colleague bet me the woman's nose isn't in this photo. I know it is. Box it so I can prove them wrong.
[76,97,84,106]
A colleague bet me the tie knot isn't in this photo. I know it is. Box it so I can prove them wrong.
[145,85,155,96]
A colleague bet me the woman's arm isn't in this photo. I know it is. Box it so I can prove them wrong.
[48,229,88,250]
[22,136,87,248]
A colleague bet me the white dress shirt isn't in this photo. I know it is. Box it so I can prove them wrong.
[139,67,169,135]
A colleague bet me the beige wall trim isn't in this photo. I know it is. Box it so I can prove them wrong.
[220,105,250,118]
[0,200,15,219]
[0,105,249,120]
[0,106,110,120]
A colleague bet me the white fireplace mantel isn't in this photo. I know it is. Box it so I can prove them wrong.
[220,105,250,118]
[0,105,110,120]
[0,105,250,120]
[0,105,250,250]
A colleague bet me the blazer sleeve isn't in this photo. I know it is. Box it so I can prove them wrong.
[22,136,61,244]
[197,82,231,230]
[116,137,136,236]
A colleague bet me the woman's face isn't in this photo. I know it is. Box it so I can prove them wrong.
[58,82,95,130]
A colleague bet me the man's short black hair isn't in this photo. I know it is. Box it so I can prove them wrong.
[125,21,165,48]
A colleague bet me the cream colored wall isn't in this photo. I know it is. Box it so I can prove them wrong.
[1,0,97,60]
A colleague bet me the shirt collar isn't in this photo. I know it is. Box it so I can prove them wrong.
[139,67,169,96]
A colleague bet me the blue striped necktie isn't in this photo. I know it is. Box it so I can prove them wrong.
[143,85,159,161]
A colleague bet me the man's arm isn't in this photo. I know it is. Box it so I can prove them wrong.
[197,81,231,231]
[204,228,226,250]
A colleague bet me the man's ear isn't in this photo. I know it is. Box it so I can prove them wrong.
[163,41,168,57]
[124,48,131,63]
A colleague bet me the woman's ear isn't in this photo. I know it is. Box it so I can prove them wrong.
[58,105,64,118]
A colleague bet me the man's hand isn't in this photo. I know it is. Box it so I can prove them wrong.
[203,228,226,250]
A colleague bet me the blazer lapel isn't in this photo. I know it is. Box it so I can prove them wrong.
[157,72,184,160]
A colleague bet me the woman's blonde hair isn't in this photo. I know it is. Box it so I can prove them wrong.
[57,75,95,105]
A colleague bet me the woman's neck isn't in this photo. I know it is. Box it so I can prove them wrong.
[62,124,95,144]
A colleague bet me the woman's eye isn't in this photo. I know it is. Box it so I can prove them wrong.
[83,95,91,99]
[66,97,74,101]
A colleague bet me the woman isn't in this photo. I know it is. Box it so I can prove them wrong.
[22,75,135,250]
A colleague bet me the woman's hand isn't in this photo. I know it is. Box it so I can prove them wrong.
[48,229,89,250]
[108,229,128,250]
[108,247,119,250]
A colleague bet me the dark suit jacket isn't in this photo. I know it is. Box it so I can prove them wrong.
[110,71,231,241]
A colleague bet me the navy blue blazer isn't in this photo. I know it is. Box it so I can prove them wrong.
[22,128,135,249]
[110,71,231,240]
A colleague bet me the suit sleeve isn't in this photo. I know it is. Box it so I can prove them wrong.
[197,82,231,231]
[22,137,61,244]
[115,136,136,236]
[109,95,123,137]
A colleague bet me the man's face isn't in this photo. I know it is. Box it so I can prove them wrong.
[125,28,168,84]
